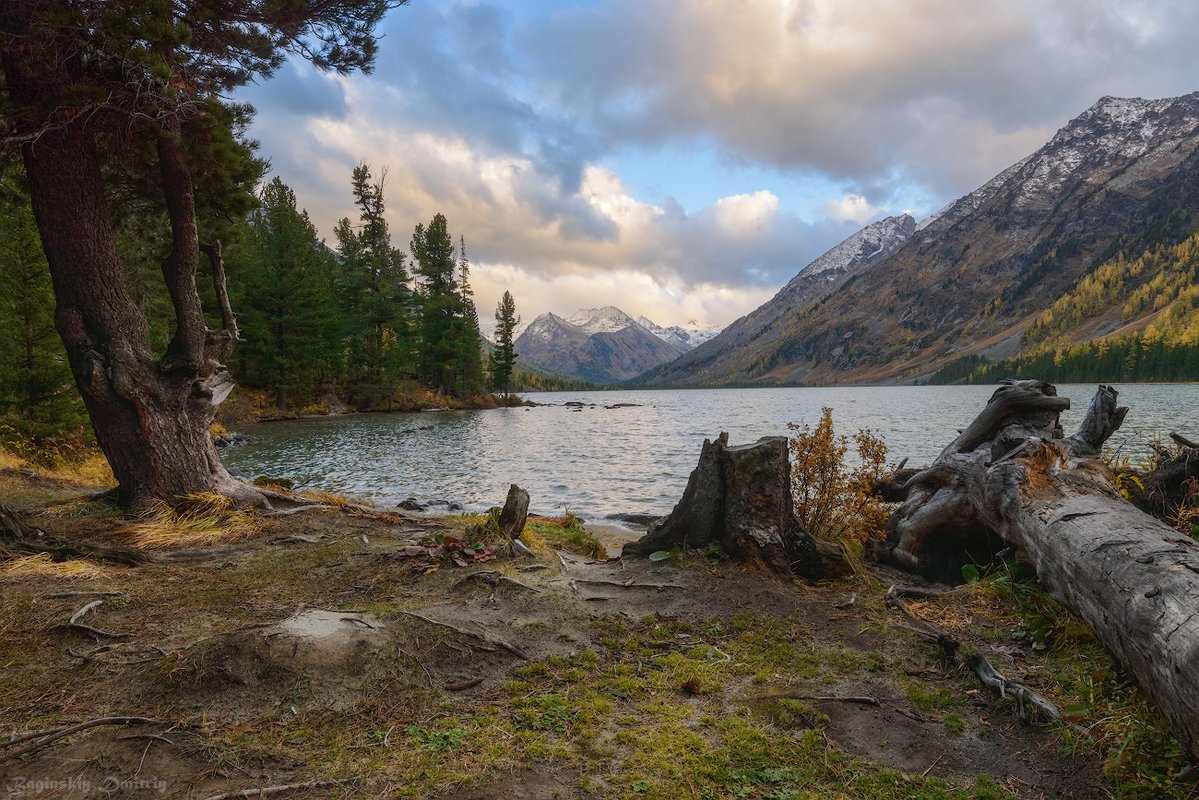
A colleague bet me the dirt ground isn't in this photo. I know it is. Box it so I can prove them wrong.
[0,472,1178,799]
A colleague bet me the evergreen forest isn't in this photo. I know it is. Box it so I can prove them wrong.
[0,161,527,456]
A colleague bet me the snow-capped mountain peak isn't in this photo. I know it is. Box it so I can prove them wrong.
[567,306,639,335]
[791,214,916,283]
[637,316,721,349]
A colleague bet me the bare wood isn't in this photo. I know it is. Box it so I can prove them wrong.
[44,591,124,599]
[69,599,105,625]
[572,579,685,590]
[0,717,160,762]
[199,239,240,345]
[1170,432,1199,450]
[202,778,354,800]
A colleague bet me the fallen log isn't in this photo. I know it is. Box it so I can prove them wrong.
[622,433,848,579]
[881,380,1199,760]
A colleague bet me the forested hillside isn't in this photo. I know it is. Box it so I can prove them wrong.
[930,231,1199,383]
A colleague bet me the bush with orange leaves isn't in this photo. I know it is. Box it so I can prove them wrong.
[788,407,891,565]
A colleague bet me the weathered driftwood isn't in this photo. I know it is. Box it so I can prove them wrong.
[882,380,1199,760]
[622,433,847,579]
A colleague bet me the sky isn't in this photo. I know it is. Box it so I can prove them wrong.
[237,0,1199,335]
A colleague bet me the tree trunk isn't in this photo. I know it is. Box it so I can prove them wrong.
[3,52,258,511]
[623,433,848,579]
[882,381,1199,760]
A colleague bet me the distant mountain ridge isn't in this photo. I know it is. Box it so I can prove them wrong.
[515,306,698,383]
[642,92,1199,386]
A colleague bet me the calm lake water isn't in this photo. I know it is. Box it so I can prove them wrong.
[221,384,1197,522]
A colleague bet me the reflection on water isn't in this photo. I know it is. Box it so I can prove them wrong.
[221,384,1197,520]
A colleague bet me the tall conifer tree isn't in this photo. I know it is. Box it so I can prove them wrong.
[411,213,460,395]
[491,291,520,396]
[335,165,412,408]
[232,178,340,409]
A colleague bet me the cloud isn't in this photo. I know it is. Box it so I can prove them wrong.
[238,0,1199,329]
[825,193,882,225]
[524,0,1199,198]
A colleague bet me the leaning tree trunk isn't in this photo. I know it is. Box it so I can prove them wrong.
[623,433,848,579]
[3,50,259,510]
[882,381,1199,760]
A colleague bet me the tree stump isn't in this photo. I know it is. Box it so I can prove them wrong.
[622,433,847,579]
[881,381,1199,760]
[497,484,533,557]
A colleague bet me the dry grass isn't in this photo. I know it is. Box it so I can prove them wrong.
[117,493,258,549]
[1,553,111,580]
[0,445,114,486]
[296,487,372,507]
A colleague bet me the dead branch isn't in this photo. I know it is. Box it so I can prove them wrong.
[202,778,355,800]
[0,717,161,762]
[452,571,541,593]
[69,599,105,625]
[885,585,1070,726]
[444,677,484,691]
[44,591,124,599]
[54,622,132,641]
[572,578,685,590]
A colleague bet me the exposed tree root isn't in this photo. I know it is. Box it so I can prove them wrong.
[0,717,162,762]
[396,610,529,660]
[0,502,152,566]
[885,585,1072,727]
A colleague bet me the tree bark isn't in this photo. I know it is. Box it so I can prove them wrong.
[2,47,259,511]
[882,381,1199,760]
[623,433,848,579]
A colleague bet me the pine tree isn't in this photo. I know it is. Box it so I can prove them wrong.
[411,213,460,395]
[336,165,412,409]
[491,291,520,396]
[231,178,341,409]
[456,236,485,397]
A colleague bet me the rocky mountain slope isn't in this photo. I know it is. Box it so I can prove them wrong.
[641,214,916,385]
[643,93,1199,386]
[515,307,689,384]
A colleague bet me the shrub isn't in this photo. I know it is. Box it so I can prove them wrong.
[788,407,890,559]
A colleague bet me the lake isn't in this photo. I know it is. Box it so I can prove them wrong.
[221,384,1197,523]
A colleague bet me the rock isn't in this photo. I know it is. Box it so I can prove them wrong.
[398,498,426,511]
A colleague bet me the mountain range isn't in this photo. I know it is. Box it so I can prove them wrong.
[642,93,1199,386]
[514,307,718,384]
